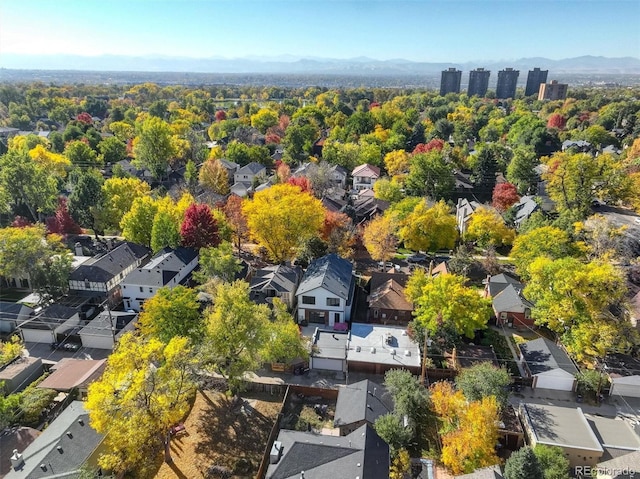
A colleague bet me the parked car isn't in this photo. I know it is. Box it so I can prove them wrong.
[407,253,428,263]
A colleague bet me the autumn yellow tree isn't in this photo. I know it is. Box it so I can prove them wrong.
[510,226,579,279]
[199,158,230,195]
[464,206,515,247]
[362,215,397,262]
[97,177,151,231]
[398,200,458,252]
[86,333,195,476]
[242,183,324,262]
[384,149,411,179]
[430,381,500,475]
[28,144,71,178]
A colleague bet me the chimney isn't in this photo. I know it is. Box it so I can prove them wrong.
[74,242,83,256]
[10,450,24,470]
[373,387,377,397]
[301,472,305,479]
[106,238,113,250]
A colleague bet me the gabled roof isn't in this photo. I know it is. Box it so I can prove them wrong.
[487,273,523,297]
[296,254,353,300]
[250,264,302,294]
[266,424,389,479]
[352,163,380,178]
[520,337,578,376]
[218,158,239,170]
[122,247,197,287]
[334,379,393,428]
[236,161,266,175]
[329,164,348,177]
[513,195,539,226]
[4,401,104,479]
[368,276,412,312]
[492,284,533,313]
[79,311,137,338]
[597,450,640,476]
[37,358,106,392]
[69,242,150,283]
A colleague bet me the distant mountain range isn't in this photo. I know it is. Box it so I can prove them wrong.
[2,54,640,75]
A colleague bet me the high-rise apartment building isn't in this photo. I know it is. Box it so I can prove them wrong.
[538,80,568,101]
[440,68,462,96]
[525,67,549,96]
[496,68,520,99]
[468,68,491,97]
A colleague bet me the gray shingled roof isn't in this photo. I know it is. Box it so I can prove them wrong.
[5,402,103,479]
[122,247,197,287]
[455,465,503,479]
[266,424,389,479]
[296,254,353,300]
[237,161,266,175]
[492,284,533,312]
[334,380,393,429]
[487,273,522,297]
[69,242,149,282]
[250,264,302,294]
[513,196,539,226]
[520,338,578,376]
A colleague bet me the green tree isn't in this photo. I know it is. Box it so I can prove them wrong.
[510,226,579,279]
[97,177,151,232]
[133,116,176,179]
[150,208,181,253]
[507,147,540,195]
[504,446,543,479]
[408,273,492,338]
[86,334,195,476]
[200,281,270,394]
[137,286,202,343]
[68,168,104,234]
[533,445,570,479]
[373,177,404,203]
[398,200,458,252]
[64,140,99,168]
[98,136,126,165]
[525,257,625,332]
[120,196,159,247]
[0,149,58,221]
[374,413,413,453]
[194,241,242,284]
[405,151,454,199]
[250,108,279,133]
[260,298,309,364]
[384,369,429,424]
[455,363,511,410]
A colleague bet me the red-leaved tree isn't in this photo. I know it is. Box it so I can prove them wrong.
[287,176,312,193]
[10,216,32,228]
[492,182,520,212]
[180,203,220,249]
[215,110,227,122]
[46,197,82,235]
[547,113,567,130]
[223,195,249,254]
[76,112,93,125]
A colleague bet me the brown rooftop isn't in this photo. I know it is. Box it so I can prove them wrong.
[37,358,106,392]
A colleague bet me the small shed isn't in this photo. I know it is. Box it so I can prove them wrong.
[0,357,43,394]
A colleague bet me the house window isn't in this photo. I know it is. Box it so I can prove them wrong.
[334,313,340,323]
[139,287,144,293]
[326,297,340,307]
[85,279,91,289]
[524,308,531,319]
[373,309,379,318]
[302,296,315,305]
[149,288,153,294]
[500,312,508,320]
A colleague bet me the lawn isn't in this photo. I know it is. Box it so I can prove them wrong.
[154,389,283,479]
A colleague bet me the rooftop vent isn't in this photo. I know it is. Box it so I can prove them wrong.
[402,330,408,336]
[390,349,396,356]
[40,464,47,471]
[10,450,24,470]
[370,347,376,354]
[78,418,84,426]
[355,345,361,352]
[404,350,411,357]
[66,431,73,438]
[270,441,283,464]
[57,446,63,454]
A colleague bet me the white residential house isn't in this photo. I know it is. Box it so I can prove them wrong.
[120,247,199,312]
[295,254,355,328]
[351,164,380,192]
[455,198,481,235]
[68,242,150,306]
[249,264,303,309]
[233,162,266,186]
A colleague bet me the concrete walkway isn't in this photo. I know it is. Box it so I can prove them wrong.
[490,325,527,377]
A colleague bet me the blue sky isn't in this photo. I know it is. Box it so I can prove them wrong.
[1,0,639,62]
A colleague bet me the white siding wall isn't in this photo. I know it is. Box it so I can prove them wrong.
[21,329,55,344]
[80,334,114,350]
[297,286,346,327]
